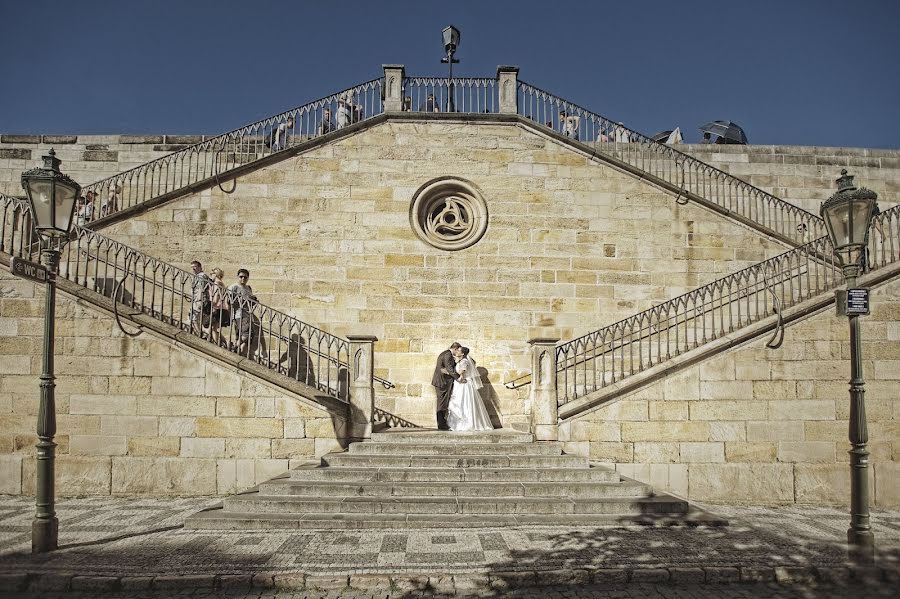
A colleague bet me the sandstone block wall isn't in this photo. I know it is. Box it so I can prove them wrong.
[679,144,900,217]
[1,120,898,504]
[97,120,793,428]
[0,268,339,496]
[0,134,204,197]
[563,277,900,506]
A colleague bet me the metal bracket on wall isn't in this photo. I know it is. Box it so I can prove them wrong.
[674,160,689,206]
[214,143,237,194]
[765,286,785,349]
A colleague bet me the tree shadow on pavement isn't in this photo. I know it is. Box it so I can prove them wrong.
[391,513,900,598]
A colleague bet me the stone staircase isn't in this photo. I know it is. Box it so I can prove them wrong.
[186,429,725,529]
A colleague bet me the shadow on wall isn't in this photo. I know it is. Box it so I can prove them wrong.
[278,334,317,389]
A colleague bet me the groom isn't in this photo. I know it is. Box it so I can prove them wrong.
[431,342,461,430]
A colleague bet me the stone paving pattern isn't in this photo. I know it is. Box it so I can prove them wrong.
[0,496,898,597]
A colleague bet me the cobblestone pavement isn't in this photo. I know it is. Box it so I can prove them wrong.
[0,496,898,597]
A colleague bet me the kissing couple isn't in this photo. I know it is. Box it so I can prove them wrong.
[431,342,494,432]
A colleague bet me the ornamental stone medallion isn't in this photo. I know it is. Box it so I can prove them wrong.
[410,177,489,251]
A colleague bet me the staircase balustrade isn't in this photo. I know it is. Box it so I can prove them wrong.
[79,79,383,225]
[506,203,900,414]
[401,77,499,114]
[70,68,822,256]
[516,80,827,246]
[0,193,395,408]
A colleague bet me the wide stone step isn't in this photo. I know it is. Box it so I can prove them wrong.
[320,453,589,469]
[186,506,728,530]
[258,480,651,499]
[221,494,687,516]
[348,442,562,456]
[288,465,620,483]
[369,429,534,444]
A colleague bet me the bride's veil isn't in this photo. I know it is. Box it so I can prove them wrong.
[467,357,484,390]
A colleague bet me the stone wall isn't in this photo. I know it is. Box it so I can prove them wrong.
[0,268,340,496]
[3,134,897,218]
[562,277,900,507]
[96,120,792,429]
[1,120,898,503]
[678,144,900,216]
[0,134,205,197]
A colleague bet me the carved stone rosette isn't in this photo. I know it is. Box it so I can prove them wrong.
[410,177,488,251]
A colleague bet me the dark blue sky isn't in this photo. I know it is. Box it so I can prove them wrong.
[1,0,898,148]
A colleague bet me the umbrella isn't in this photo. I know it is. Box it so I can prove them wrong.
[699,120,748,144]
[650,130,673,143]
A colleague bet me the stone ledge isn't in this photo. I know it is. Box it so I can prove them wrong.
[0,134,40,143]
[41,135,78,144]
[119,135,164,144]
[9,565,894,593]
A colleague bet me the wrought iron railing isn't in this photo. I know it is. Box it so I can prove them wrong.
[516,80,826,246]
[78,79,383,224]
[505,204,900,405]
[373,407,419,429]
[401,77,499,114]
[1,193,395,402]
[71,72,823,257]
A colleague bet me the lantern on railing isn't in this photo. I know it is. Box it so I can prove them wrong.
[21,149,81,238]
[441,25,461,112]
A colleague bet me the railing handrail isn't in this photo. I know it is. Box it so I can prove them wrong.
[72,71,825,252]
[502,257,813,390]
[75,246,396,390]
[516,79,826,242]
[506,202,899,401]
[0,192,395,398]
[558,237,830,354]
[81,77,383,195]
[405,76,497,84]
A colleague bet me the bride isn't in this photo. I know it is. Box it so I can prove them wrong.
[447,346,494,432]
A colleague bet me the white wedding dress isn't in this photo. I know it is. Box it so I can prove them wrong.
[447,356,494,432]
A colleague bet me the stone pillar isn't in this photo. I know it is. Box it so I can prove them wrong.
[528,337,559,441]
[346,335,378,440]
[497,65,519,114]
[383,64,405,112]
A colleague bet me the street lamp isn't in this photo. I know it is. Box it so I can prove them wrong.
[21,149,81,553]
[820,169,879,563]
[441,25,460,112]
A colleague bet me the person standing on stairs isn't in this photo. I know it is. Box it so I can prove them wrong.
[431,342,461,430]
[271,116,294,151]
[189,261,210,335]
[228,268,259,357]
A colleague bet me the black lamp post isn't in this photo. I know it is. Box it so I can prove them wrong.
[441,25,460,112]
[820,169,879,563]
[21,149,80,553]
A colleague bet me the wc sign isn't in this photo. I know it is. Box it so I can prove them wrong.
[10,256,48,284]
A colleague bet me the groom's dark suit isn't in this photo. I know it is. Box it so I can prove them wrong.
[431,349,460,429]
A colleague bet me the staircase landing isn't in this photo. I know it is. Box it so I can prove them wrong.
[186,428,726,530]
